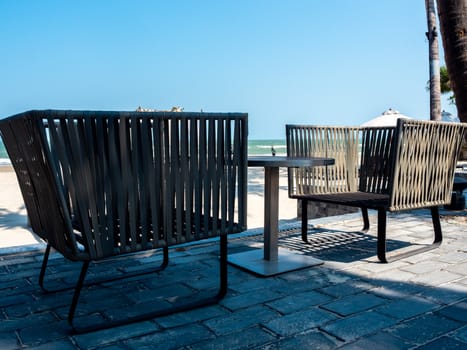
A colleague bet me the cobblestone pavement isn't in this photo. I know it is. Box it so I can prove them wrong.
[0,210,466,349]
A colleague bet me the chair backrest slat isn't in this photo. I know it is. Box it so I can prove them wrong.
[359,126,396,194]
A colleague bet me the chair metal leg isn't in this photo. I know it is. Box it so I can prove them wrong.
[38,244,52,292]
[376,207,442,263]
[301,199,309,243]
[376,208,388,263]
[431,206,443,243]
[217,234,228,299]
[68,261,90,327]
[361,207,370,232]
[70,237,228,334]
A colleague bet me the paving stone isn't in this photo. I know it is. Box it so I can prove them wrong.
[203,305,278,335]
[0,278,33,292]
[101,300,178,324]
[19,320,70,346]
[126,283,195,303]
[188,326,276,350]
[387,313,463,344]
[0,256,36,267]
[25,291,91,319]
[267,329,343,349]
[124,323,214,350]
[416,336,467,349]
[266,277,328,295]
[53,294,134,321]
[337,332,411,350]
[374,296,439,320]
[416,284,467,305]
[357,260,410,274]
[0,332,19,350]
[183,276,218,290]
[453,325,467,342]
[73,321,158,350]
[321,293,388,316]
[410,270,463,285]
[89,345,127,350]
[156,305,228,328]
[266,290,334,314]
[0,293,32,308]
[27,339,77,350]
[318,279,375,298]
[220,289,282,310]
[370,281,425,300]
[229,276,290,294]
[443,260,467,275]
[0,312,57,333]
[322,311,396,341]
[263,307,337,337]
[372,268,416,282]
[436,300,467,323]
[279,268,350,285]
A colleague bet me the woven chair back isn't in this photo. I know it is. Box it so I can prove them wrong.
[286,125,360,197]
[388,119,466,211]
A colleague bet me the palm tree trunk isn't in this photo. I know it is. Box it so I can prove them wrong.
[436,0,467,122]
[426,0,441,121]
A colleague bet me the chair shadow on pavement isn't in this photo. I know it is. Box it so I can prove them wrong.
[278,227,412,263]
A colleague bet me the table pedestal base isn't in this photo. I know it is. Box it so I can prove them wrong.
[228,248,323,277]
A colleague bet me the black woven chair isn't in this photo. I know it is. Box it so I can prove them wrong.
[0,110,248,332]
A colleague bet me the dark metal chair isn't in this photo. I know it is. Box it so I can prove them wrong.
[0,110,248,332]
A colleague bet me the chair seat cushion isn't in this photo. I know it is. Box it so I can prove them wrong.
[296,191,390,209]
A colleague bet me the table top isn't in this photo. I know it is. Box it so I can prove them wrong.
[248,156,334,168]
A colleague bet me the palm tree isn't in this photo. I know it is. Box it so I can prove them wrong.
[436,0,467,122]
[425,0,441,120]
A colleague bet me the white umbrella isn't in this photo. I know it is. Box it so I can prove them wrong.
[361,108,412,127]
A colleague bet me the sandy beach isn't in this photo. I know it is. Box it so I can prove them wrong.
[0,166,298,250]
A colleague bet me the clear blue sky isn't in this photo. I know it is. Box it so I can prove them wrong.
[0,0,456,139]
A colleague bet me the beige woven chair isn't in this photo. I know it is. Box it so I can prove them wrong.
[287,119,466,262]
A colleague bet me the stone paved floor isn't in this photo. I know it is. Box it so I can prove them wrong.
[0,210,466,349]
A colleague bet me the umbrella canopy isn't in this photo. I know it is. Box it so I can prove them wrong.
[361,108,412,127]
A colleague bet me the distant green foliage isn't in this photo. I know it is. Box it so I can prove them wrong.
[440,66,450,93]
[427,65,455,104]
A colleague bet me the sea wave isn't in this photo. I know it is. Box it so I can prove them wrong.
[255,145,286,149]
[0,158,11,165]
[248,139,286,156]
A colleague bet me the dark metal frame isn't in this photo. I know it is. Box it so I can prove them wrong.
[38,240,225,334]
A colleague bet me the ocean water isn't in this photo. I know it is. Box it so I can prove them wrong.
[248,139,286,156]
[0,139,286,165]
[0,139,8,165]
